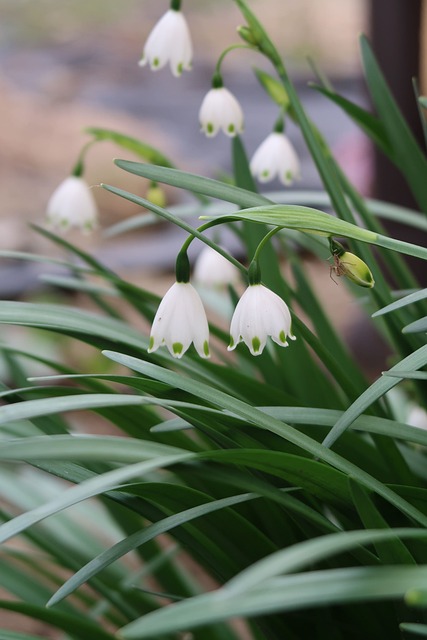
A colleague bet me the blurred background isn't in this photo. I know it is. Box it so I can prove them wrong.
[0,0,426,372]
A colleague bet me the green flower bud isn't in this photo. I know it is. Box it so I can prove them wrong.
[146,183,166,209]
[237,25,258,46]
[333,251,375,289]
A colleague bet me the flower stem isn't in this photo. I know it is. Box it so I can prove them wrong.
[214,43,257,78]
[170,0,181,11]
[253,227,283,263]
[71,141,95,177]
[179,220,247,274]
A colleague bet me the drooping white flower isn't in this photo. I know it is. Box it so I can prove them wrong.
[148,282,210,359]
[250,132,301,186]
[199,87,244,137]
[193,246,240,288]
[46,176,98,233]
[228,284,295,356]
[139,8,193,77]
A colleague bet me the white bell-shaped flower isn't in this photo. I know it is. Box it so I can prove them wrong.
[46,176,98,233]
[139,8,193,77]
[193,246,240,288]
[228,284,295,356]
[148,282,210,359]
[250,132,301,186]
[199,87,244,138]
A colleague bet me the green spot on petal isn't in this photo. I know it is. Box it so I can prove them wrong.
[261,170,270,178]
[228,123,235,134]
[285,170,293,182]
[173,342,183,355]
[153,57,160,68]
[252,336,261,353]
[177,62,183,75]
[228,336,235,348]
[279,330,286,343]
[207,123,214,134]
[203,341,210,357]
[148,336,154,351]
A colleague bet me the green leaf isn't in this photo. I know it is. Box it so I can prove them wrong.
[403,317,427,334]
[86,127,175,168]
[203,205,427,260]
[113,160,270,207]
[372,288,427,317]
[102,351,427,527]
[349,479,415,565]
[47,491,260,607]
[0,600,115,640]
[118,563,427,638]
[400,623,427,637]
[310,84,391,156]
[360,34,427,213]
[322,344,427,448]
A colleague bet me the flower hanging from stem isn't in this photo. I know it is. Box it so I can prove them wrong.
[139,0,193,77]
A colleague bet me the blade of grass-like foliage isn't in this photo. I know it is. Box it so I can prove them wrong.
[101,183,246,274]
[86,127,175,168]
[203,206,427,260]
[0,250,93,273]
[260,406,427,448]
[47,491,260,607]
[373,288,427,317]
[118,564,427,638]
[310,84,391,155]
[400,623,427,637]
[349,479,415,565]
[403,317,427,334]
[0,434,193,462]
[226,527,425,594]
[102,351,427,526]
[113,160,270,208]
[322,345,427,448]
[360,35,427,213]
[383,371,427,380]
[0,393,226,431]
[40,274,118,297]
[0,600,115,640]
[0,301,148,350]
[0,452,194,545]
[0,632,58,640]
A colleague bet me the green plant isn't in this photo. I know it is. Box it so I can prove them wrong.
[1,1,427,638]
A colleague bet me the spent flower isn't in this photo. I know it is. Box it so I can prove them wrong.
[228,284,295,356]
[46,176,98,233]
[148,282,210,359]
[139,4,193,77]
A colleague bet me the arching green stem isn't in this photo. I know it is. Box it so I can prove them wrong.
[179,220,247,275]
[253,226,284,263]
[214,43,257,79]
[71,141,96,177]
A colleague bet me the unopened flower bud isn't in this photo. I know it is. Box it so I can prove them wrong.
[146,183,166,209]
[237,25,258,46]
[330,240,375,289]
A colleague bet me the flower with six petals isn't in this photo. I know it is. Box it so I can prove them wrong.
[250,132,301,186]
[148,282,210,359]
[228,284,295,356]
[139,7,193,77]
[199,86,244,138]
[46,176,98,233]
